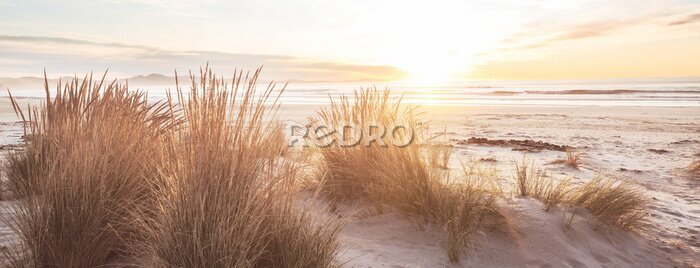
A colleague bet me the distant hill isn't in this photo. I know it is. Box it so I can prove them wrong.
[126,73,177,86]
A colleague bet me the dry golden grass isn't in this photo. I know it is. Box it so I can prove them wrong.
[143,67,341,268]
[363,160,503,263]
[260,204,342,267]
[427,144,453,169]
[565,149,581,169]
[3,73,175,266]
[513,158,538,197]
[436,181,501,262]
[461,161,504,196]
[426,131,453,170]
[2,68,341,267]
[570,175,648,229]
[513,158,574,210]
[512,156,649,230]
[537,177,574,211]
[687,160,700,179]
[512,159,646,227]
[437,164,505,261]
[310,89,503,262]
[263,120,290,159]
[548,149,581,169]
[2,153,27,199]
[0,67,653,265]
[309,88,421,202]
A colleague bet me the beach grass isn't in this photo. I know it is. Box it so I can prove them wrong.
[687,160,700,179]
[141,67,341,267]
[512,158,574,210]
[565,150,581,169]
[0,68,657,266]
[310,88,504,262]
[512,159,647,228]
[570,175,649,229]
[549,149,581,169]
[3,73,175,266]
[428,144,453,170]
[2,68,342,267]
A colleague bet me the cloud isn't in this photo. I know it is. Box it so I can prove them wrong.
[668,13,700,26]
[0,35,159,51]
[548,21,626,42]
[0,35,406,81]
[499,18,644,52]
[491,9,700,55]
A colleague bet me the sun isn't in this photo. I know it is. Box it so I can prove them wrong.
[399,61,463,86]
[380,7,501,85]
[405,66,454,86]
[391,49,469,86]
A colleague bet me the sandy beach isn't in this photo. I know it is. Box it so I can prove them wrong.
[334,104,699,267]
[1,96,697,267]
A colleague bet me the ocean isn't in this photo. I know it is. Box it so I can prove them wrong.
[277,78,700,107]
[3,77,700,107]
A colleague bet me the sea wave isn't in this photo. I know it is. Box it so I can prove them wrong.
[522,89,700,95]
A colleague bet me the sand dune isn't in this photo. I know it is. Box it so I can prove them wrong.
[336,198,673,267]
[0,98,698,267]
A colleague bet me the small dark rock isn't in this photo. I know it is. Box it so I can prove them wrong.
[619,168,643,173]
[647,148,671,154]
[670,139,699,145]
[457,137,572,152]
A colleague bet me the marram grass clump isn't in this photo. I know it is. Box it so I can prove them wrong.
[512,158,573,210]
[141,67,341,268]
[549,149,581,169]
[3,73,175,267]
[687,160,700,179]
[570,175,649,230]
[309,88,504,262]
[511,159,647,229]
[2,68,342,268]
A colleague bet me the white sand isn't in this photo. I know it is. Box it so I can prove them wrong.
[419,105,699,266]
[306,104,699,267]
[1,97,698,267]
[335,198,675,267]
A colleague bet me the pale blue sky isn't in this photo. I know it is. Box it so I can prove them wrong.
[1,0,699,81]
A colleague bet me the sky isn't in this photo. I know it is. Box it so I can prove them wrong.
[1,0,699,82]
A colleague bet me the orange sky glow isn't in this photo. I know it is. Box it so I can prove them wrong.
[1,0,699,83]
